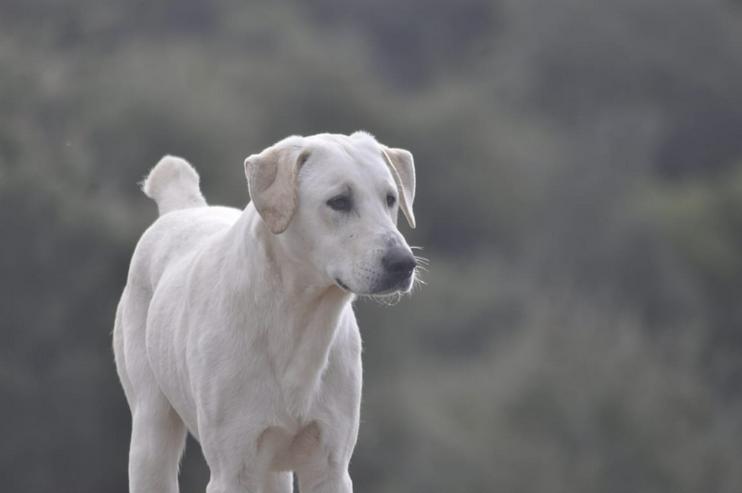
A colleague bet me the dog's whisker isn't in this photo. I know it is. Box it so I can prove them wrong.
[413,256,430,268]
[409,278,426,295]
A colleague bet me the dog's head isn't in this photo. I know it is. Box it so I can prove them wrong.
[244,131,418,296]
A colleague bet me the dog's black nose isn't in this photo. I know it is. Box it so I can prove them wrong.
[382,248,417,279]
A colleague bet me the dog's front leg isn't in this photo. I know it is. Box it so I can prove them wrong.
[202,429,264,493]
[204,458,262,493]
[262,472,293,493]
[295,440,354,493]
[297,466,353,493]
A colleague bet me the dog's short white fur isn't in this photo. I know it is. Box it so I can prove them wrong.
[113,131,417,493]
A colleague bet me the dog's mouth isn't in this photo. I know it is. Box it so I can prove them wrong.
[371,274,414,295]
[335,278,351,291]
[335,273,415,296]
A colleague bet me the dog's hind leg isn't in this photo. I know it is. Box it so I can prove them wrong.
[128,395,187,493]
[117,286,187,493]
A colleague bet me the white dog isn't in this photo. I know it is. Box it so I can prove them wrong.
[113,131,418,493]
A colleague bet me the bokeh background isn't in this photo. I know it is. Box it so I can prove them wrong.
[3,0,742,491]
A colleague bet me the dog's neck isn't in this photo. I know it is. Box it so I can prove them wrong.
[223,204,354,418]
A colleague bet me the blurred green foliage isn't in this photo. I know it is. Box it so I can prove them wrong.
[2,0,742,492]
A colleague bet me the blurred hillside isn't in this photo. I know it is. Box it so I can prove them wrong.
[2,0,742,492]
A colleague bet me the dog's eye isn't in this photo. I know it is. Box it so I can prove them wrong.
[327,195,352,212]
[386,194,396,208]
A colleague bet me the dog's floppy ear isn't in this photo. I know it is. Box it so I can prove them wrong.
[244,140,308,234]
[381,146,416,229]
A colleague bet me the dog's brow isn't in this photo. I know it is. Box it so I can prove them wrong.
[324,182,352,198]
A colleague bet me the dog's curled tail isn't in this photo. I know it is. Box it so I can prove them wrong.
[141,155,207,216]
